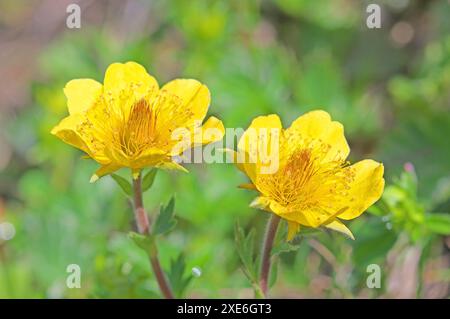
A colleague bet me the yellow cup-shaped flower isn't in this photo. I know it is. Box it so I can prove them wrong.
[51,62,225,181]
[234,110,385,240]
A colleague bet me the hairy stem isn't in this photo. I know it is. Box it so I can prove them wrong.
[132,173,174,299]
[259,214,281,298]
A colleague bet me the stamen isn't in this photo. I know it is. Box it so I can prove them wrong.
[75,87,198,161]
[256,137,355,218]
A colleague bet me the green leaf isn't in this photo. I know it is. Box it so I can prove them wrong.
[234,222,258,284]
[269,258,278,288]
[425,213,450,235]
[353,220,397,266]
[153,197,177,236]
[297,227,324,237]
[128,231,156,254]
[271,241,301,256]
[167,254,193,298]
[111,174,132,196]
[142,169,157,192]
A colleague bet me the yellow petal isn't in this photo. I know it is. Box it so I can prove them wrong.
[287,221,300,241]
[160,79,210,123]
[200,116,225,144]
[52,114,110,164]
[90,163,121,183]
[237,114,283,182]
[279,208,328,228]
[265,198,349,229]
[249,196,272,211]
[238,114,282,152]
[286,110,349,162]
[275,204,350,228]
[156,160,189,173]
[324,219,355,240]
[267,202,321,228]
[133,148,167,168]
[51,114,90,153]
[103,62,159,113]
[170,116,226,157]
[338,159,385,220]
[64,79,103,115]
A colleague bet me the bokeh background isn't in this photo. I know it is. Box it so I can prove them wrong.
[0,0,449,298]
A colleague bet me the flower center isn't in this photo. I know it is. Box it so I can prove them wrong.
[256,143,354,214]
[78,89,197,161]
[114,99,156,156]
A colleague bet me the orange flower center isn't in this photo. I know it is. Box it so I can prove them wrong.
[78,90,197,160]
[256,141,355,215]
[112,99,157,157]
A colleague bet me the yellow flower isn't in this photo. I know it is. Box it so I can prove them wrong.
[235,110,384,241]
[51,62,224,181]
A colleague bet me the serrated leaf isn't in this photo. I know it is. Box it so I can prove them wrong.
[425,213,450,235]
[167,254,192,298]
[153,197,177,235]
[234,222,258,283]
[111,174,132,196]
[142,169,157,192]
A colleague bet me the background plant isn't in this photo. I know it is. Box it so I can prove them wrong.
[0,0,449,298]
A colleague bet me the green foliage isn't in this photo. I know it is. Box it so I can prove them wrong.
[167,254,193,298]
[234,223,259,285]
[142,169,158,193]
[128,232,155,254]
[1,0,449,299]
[269,258,278,289]
[424,214,450,235]
[389,37,450,112]
[235,219,303,294]
[153,197,177,236]
[271,242,300,256]
[352,219,397,266]
[275,0,358,29]
[111,174,133,196]
[369,166,450,242]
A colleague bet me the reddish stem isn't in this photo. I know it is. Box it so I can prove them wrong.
[259,214,281,298]
[132,174,174,299]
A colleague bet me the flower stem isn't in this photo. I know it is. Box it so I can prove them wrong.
[132,173,174,299]
[259,214,281,298]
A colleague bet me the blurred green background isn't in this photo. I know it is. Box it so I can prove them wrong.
[0,0,449,298]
